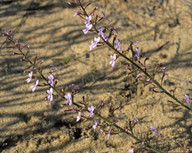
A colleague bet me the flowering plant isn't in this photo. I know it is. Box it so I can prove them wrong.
[2,0,191,152]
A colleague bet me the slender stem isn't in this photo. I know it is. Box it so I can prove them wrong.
[105,41,192,111]
[96,113,164,153]
[8,36,164,153]
[9,38,82,108]
[79,1,192,112]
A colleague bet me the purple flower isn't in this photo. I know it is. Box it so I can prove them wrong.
[129,149,134,153]
[109,54,116,67]
[31,80,39,92]
[93,120,98,130]
[88,105,94,117]
[146,78,150,82]
[26,71,33,83]
[48,74,54,86]
[50,64,57,71]
[89,37,100,51]
[107,129,111,141]
[73,9,80,16]
[136,73,141,79]
[77,112,81,122]
[47,88,53,105]
[89,41,95,51]
[100,129,104,133]
[19,43,24,50]
[84,15,92,25]
[4,30,14,38]
[65,93,72,106]
[150,126,159,137]
[150,126,156,132]
[94,37,100,43]
[72,108,76,113]
[133,47,140,60]
[102,35,109,41]
[82,24,92,34]
[97,27,109,41]
[97,27,104,36]
[114,39,121,51]
[184,94,190,104]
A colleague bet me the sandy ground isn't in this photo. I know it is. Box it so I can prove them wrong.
[0,0,192,152]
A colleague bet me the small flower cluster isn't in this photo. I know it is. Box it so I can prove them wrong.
[65,93,72,106]
[114,39,121,51]
[184,94,190,104]
[133,47,140,61]
[24,61,75,107]
[109,54,116,67]
[89,37,100,51]
[150,126,159,137]
[76,105,94,122]
[83,15,93,34]
[31,80,39,92]
[97,27,109,42]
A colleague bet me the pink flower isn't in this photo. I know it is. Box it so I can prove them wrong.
[77,112,81,122]
[26,71,33,83]
[150,126,159,137]
[84,15,92,25]
[97,27,109,41]
[83,24,92,34]
[184,94,190,104]
[93,120,98,130]
[48,74,54,86]
[72,108,76,113]
[4,30,14,38]
[109,54,116,67]
[89,37,100,51]
[47,88,53,105]
[65,93,72,106]
[94,37,100,43]
[97,27,104,36]
[50,64,57,71]
[73,9,80,16]
[88,105,94,117]
[107,129,111,141]
[31,80,39,92]
[133,47,140,61]
[136,73,141,79]
[129,149,134,153]
[114,39,121,51]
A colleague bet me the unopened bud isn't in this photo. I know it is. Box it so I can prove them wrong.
[162,67,166,70]
[100,129,104,133]
[85,2,91,8]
